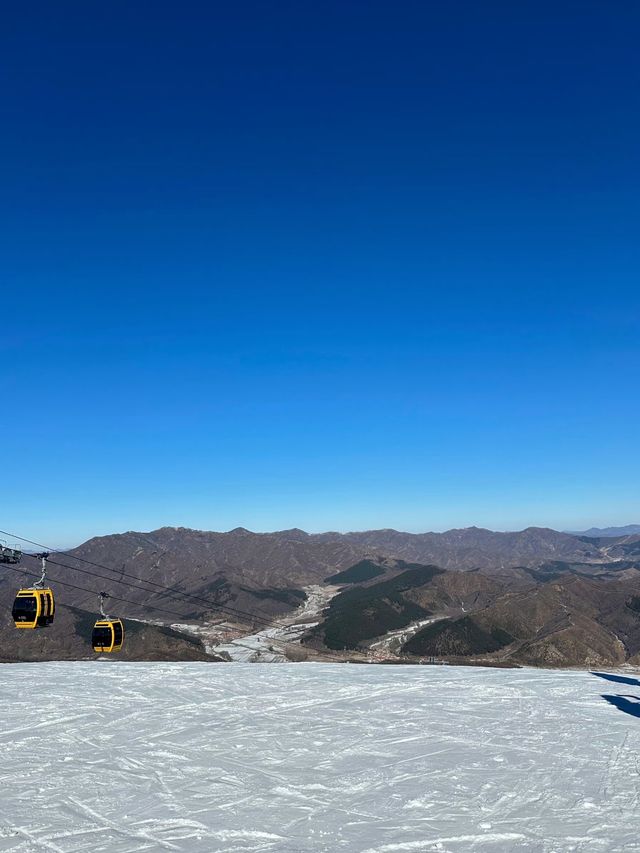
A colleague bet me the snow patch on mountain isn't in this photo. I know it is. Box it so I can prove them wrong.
[167,583,341,662]
[211,583,341,661]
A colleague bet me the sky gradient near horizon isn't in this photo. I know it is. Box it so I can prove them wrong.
[2,2,639,546]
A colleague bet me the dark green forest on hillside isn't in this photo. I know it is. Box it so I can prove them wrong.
[403,615,514,657]
[325,560,387,585]
[318,563,444,650]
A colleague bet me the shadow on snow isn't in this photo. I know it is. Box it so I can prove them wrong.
[601,694,640,719]
[591,672,640,688]
[591,673,640,719]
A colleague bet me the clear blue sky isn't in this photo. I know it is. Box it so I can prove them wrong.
[2,2,639,546]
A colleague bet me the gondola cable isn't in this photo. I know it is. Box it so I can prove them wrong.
[23,551,275,633]
[2,529,300,632]
[3,562,347,663]
[4,564,192,621]
[0,528,348,661]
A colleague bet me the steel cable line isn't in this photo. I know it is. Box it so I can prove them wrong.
[3,562,346,663]
[1,528,348,661]
[5,530,344,661]
[10,529,273,624]
[1,527,348,662]
[3,564,192,620]
[21,551,276,633]
[1,528,315,634]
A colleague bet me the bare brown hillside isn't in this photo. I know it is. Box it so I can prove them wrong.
[3,524,640,664]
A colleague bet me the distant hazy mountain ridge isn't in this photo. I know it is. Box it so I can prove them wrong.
[574,524,640,538]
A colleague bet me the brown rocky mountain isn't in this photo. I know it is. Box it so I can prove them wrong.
[70,525,373,589]
[304,557,640,668]
[0,526,375,662]
[402,573,640,668]
[2,524,640,665]
[324,526,604,569]
[599,534,640,560]
[4,526,375,623]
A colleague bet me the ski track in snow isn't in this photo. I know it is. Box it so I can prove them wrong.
[0,663,639,852]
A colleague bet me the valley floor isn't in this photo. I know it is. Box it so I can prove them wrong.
[0,663,639,852]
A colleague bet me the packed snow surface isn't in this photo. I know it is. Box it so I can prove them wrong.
[0,663,639,852]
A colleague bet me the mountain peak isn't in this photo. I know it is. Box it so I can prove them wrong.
[276,528,309,540]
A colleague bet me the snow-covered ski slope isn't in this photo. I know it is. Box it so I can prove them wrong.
[0,663,639,853]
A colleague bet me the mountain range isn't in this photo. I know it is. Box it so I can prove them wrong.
[572,524,640,538]
[2,524,640,666]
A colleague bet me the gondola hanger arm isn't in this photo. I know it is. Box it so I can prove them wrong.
[98,591,111,620]
[34,553,50,588]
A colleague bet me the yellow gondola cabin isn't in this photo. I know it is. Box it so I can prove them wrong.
[92,619,124,653]
[12,588,55,629]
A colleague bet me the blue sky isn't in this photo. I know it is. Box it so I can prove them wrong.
[1,2,639,545]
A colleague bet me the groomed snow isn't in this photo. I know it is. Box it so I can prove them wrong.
[0,663,639,852]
